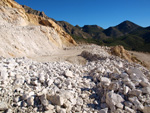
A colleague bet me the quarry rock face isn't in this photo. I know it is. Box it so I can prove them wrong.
[0,0,76,57]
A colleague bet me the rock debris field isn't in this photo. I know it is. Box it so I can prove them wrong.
[0,45,150,113]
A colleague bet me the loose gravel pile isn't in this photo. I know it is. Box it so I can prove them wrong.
[0,47,150,113]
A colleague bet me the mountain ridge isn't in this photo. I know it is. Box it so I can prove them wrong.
[21,5,150,52]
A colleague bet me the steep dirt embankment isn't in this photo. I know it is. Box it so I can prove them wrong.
[0,0,76,57]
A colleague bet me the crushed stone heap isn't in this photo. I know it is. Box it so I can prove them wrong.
[0,47,150,113]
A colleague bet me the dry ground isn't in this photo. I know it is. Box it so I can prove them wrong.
[30,45,150,70]
[129,51,150,70]
[30,45,88,65]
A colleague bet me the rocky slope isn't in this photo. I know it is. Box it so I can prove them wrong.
[22,5,51,20]
[56,21,92,40]
[0,45,150,113]
[55,20,142,40]
[0,0,76,57]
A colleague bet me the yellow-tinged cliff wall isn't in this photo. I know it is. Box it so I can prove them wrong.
[0,0,77,57]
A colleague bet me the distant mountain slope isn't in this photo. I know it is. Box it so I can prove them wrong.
[57,20,146,43]
[82,25,103,37]
[115,20,142,34]
[82,25,109,39]
[103,28,150,52]
[55,21,91,40]
[145,26,150,30]
[103,20,142,38]
[103,27,123,37]
[22,5,150,52]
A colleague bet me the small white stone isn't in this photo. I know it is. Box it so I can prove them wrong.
[76,97,83,106]
[109,82,119,91]
[142,87,150,94]
[39,94,48,106]
[27,96,34,106]
[123,85,130,94]
[129,97,144,111]
[0,102,8,111]
[129,89,142,96]
[47,94,64,106]
[116,103,123,109]
[124,101,132,108]
[70,98,76,105]
[6,109,12,113]
[30,79,38,86]
[125,106,135,113]
[0,70,8,83]
[99,108,108,113]
[120,73,128,78]
[115,109,124,113]
[140,76,150,87]
[65,70,74,78]
[100,77,111,86]
[17,101,22,106]
[106,91,124,108]
[47,79,53,86]
[39,75,45,83]
[118,62,123,68]
[13,96,20,102]
[97,67,105,73]
[22,93,29,100]
[29,91,35,97]
[14,77,25,87]
[100,103,108,109]
[44,110,53,113]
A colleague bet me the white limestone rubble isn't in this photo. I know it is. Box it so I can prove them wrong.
[0,46,150,113]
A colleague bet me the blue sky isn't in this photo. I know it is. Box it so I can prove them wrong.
[15,0,150,29]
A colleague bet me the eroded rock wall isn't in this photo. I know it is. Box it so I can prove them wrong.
[0,0,76,57]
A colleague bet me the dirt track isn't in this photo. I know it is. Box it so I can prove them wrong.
[30,45,89,65]
[30,45,150,70]
[129,51,150,70]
